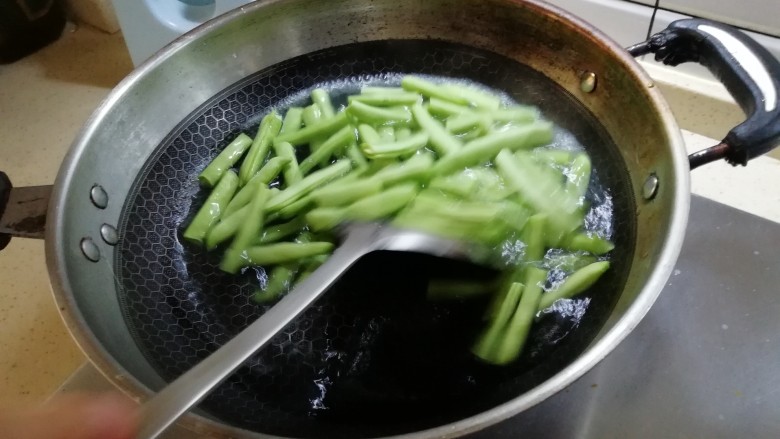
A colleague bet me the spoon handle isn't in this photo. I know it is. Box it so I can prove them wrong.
[136,227,376,439]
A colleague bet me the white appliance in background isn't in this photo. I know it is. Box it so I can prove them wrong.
[112,0,251,66]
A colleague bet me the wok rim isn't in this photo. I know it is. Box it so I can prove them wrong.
[45,0,690,437]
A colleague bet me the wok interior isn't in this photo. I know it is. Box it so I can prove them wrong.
[115,40,636,438]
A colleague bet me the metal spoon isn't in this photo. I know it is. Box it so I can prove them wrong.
[136,222,496,438]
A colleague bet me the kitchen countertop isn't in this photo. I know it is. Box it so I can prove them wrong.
[0,23,777,408]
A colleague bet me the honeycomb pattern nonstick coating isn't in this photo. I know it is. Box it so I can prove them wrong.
[116,40,636,438]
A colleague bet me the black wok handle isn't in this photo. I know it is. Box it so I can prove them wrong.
[628,19,780,169]
[0,171,11,250]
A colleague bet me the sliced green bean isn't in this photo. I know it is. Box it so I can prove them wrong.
[428,174,479,198]
[294,254,329,285]
[471,282,523,362]
[183,170,239,246]
[275,195,314,220]
[544,250,599,273]
[310,177,383,207]
[392,210,507,245]
[361,132,429,159]
[522,214,547,263]
[258,217,306,244]
[401,76,468,105]
[348,92,422,106]
[223,170,264,219]
[565,154,592,200]
[377,126,395,143]
[348,101,412,125]
[428,97,470,117]
[311,89,335,118]
[395,127,412,140]
[346,142,368,170]
[298,125,355,174]
[344,183,419,221]
[357,124,381,144]
[432,123,554,175]
[491,267,548,365]
[252,265,298,303]
[245,242,334,266]
[220,186,270,273]
[198,133,253,187]
[538,261,610,310]
[369,153,433,186]
[302,104,322,126]
[265,159,352,212]
[279,107,304,136]
[274,111,348,146]
[532,148,576,167]
[205,204,248,250]
[238,112,283,186]
[495,149,581,235]
[411,103,461,156]
[412,191,504,224]
[445,112,490,135]
[562,232,614,255]
[441,84,501,110]
[489,106,537,123]
[305,207,345,231]
[273,141,303,186]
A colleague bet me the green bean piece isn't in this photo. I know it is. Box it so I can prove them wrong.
[348,101,412,126]
[220,186,270,273]
[377,126,395,143]
[258,217,306,244]
[411,103,461,156]
[311,177,383,207]
[274,111,348,146]
[273,141,303,186]
[348,92,422,106]
[401,76,468,105]
[244,242,335,266]
[495,149,581,235]
[252,265,298,303]
[183,170,239,246]
[411,191,504,224]
[357,124,381,144]
[565,154,592,200]
[523,214,547,263]
[361,86,408,94]
[265,159,352,212]
[428,97,470,117]
[491,267,548,365]
[532,148,576,167]
[426,278,499,301]
[294,254,329,285]
[275,195,314,220]
[432,123,554,176]
[562,233,614,255]
[361,132,429,159]
[369,153,433,186]
[471,282,523,362]
[311,89,335,118]
[538,261,610,310]
[238,111,283,186]
[205,204,248,250]
[299,125,355,174]
[222,170,265,218]
[344,183,419,221]
[428,174,479,198]
[395,127,412,140]
[302,104,322,126]
[346,142,368,170]
[279,107,304,136]
[445,112,490,135]
[256,156,290,184]
[392,210,507,245]
[305,207,345,231]
[489,106,537,124]
[198,133,253,187]
[441,84,501,110]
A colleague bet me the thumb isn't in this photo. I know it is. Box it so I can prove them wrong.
[0,392,138,439]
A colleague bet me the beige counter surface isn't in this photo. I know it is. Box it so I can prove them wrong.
[0,23,777,407]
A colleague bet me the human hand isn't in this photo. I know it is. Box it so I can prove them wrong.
[0,392,138,439]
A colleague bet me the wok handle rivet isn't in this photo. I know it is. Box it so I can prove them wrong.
[643,174,659,200]
[100,224,119,245]
[90,184,108,209]
[580,71,598,93]
[80,237,100,262]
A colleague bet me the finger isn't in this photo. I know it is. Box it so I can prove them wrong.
[0,392,138,439]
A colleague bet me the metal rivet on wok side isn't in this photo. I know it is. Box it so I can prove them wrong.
[80,237,100,262]
[580,71,597,93]
[100,224,119,245]
[90,184,108,209]
[643,174,659,200]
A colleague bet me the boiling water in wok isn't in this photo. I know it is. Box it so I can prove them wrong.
[115,40,635,438]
